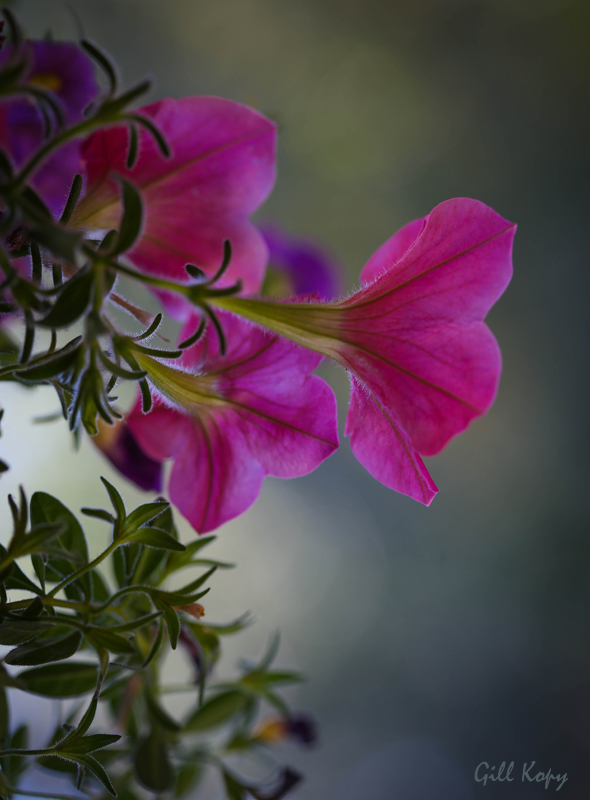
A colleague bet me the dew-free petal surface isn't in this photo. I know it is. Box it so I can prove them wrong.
[76,97,277,315]
[345,377,438,505]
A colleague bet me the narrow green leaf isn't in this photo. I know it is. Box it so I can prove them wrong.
[134,730,174,793]
[84,628,135,655]
[0,619,54,645]
[61,753,116,796]
[60,733,121,755]
[111,178,143,256]
[37,269,94,329]
[222,770,247,800]
[17,662,100,697]
[0,664,24,690]
[100,477,126,521]
[4,630,82,666]
[184,690,246,732]
[19,596,45,619]
[30,493,90,600]
[81,40,118,95]
[158,603,179,650]
[60,174,83,224]
[121,500,168,535]
[143,619,164,668]
[125,527,186,551]
[14,337,83,382]
[175,762,203,798]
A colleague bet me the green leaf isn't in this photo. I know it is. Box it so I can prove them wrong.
[84,628,135,655]
[175,762,203,798]
[0,687,8,751]
[134,729,174,793]
[143,619,164,668]
[59,733,120,755]
[0,664,23,690]
[31,553,45,591]
[158,603,180,650]
[111,178,143,255]
[14,337,83,382]
[2,554,43,594]
[91,569,111,603]
[106,611,163,634]
[241,670,304,690]
[0,619,54,645]
[37,268,94,329]
[184,690,247,732]
[124,527,186,551]
[4,630,82,666]
[17,661,100,697]
[6,724,29,783]
[61,753,116,796]
[30,493,90,601]
[20,595,45,619]
[223,770,247,800]
[163,535,216,576]
[194,613,251,636]
[100,477,126,521]
[120,500,168,538]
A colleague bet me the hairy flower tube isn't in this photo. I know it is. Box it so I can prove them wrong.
[0,39,99,213]
[210,198,516,505]
[124,311,338,533]
[73,97,277,318]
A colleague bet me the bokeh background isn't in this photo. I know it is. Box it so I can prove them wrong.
[2,0,590,797]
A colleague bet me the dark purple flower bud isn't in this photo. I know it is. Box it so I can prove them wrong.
[92,418,163,493]
[285,713,317,746]
[255,712,318,748]
[261,224,341,300]
[0,40,99,214]
[249,768,302,800]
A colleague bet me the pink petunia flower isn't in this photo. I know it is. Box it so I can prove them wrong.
[73,97,277,318]
[0,40,99,215]
[212,198,516,505]
[125,311,338,533]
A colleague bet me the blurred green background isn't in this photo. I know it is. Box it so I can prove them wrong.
[2,0,590,797]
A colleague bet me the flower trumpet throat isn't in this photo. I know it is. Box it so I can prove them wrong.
[211,296,347,361]
[133,352,225,410]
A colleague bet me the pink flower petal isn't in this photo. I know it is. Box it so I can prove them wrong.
[360,217,425,285]
[128,312,338,532]
[77,97,277,315]
[339,197,516,454]
[345,377,437,505]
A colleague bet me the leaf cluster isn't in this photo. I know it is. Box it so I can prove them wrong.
[0,483,307,800]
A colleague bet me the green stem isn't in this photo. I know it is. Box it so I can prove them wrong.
[2,597,89,613]
[46,539,119,600]
[94,584,154,614]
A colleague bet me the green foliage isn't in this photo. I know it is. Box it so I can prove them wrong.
[0,12,311,800]
[0,486,307,800]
